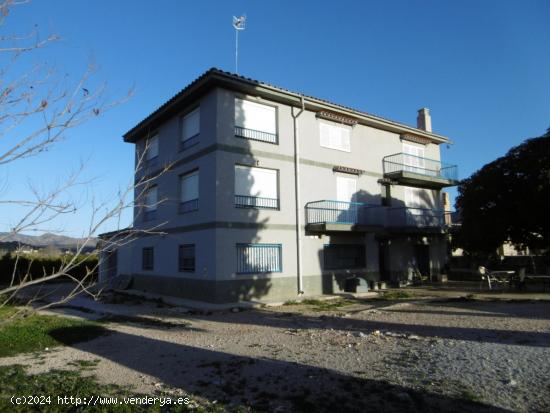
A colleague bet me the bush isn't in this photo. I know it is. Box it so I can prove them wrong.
[0,253,98,285]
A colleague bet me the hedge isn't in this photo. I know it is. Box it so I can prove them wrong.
[0,253,98,286]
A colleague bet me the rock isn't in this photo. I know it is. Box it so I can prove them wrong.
[507,379,517,386]
[356,332,368,338]
[372,330,381,336]
[407,335,421,340]
[231,308,240,313]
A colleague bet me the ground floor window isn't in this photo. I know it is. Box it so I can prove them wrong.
[142,247,154,270]
[236,243,282,274]
[179,244,195,272]
[323,244,365,270]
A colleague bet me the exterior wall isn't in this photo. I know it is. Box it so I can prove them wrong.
[100,85,451,303]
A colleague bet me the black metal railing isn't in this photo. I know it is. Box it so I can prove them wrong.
[235,126,278,144]
[235,195,279,209]
[305,200,446,229]
[180,134,199,151]
[179,198,199,214]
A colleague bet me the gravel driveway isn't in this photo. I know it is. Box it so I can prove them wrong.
[2,293,549,412]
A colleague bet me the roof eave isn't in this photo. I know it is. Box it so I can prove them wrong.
[123,69,452,145]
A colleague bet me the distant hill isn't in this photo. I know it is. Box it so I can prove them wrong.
[0,232,98,252]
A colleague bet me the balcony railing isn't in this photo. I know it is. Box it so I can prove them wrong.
[235,195,279,209]
[306,200,378,225]
[305,200,446,230]
[383,153,458,181]
[235,126,278,144]
[387,207,444,228]
[179,198,199,214]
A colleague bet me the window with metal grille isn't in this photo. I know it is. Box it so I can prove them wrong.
[323,244,365,270]
[142,247,154,270]
[234,165,279,210]
[180,170,199,213]
[234,98,277,144]
[236,244,282,274]
[179,244,195,273]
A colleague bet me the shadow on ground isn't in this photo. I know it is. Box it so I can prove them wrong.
[50,327,510,413]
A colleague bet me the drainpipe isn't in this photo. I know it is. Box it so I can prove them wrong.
[292,96,305,295]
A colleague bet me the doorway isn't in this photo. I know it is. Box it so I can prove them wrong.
[414,245,430,279]
[378,241,390,281]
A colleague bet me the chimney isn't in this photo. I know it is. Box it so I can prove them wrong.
[417,107,432,132]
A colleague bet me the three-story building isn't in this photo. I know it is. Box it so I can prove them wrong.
[99,68,458,303]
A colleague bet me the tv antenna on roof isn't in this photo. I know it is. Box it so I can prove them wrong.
[233,15,246,74]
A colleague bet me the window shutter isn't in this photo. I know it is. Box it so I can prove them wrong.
[145,186,158,210]
[235,165,277,199]
[234,99,276,134]
[146,135,159,160]
[182,108,200,141]
[181,172,199,202]
[319,122,351,152]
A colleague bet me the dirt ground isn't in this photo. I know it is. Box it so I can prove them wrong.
[2,287,550,413]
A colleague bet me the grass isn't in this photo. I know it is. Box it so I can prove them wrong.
[285,298,357,311]
[0,364,243,412]
[375,290,414,300]
[0,305,108,358]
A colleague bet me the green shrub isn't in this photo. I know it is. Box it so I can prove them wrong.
[0,253,98,286]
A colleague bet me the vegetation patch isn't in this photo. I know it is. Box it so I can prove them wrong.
[0,306,109,358]
[0,365,247,412]
[297,298,356,311]
[375,291,414,300]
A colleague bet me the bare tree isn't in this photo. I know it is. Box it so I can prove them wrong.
[0,0,168,317]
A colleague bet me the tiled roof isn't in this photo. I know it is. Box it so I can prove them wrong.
[123,67,450,143]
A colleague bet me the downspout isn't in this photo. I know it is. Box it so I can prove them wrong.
[292,96,305,295]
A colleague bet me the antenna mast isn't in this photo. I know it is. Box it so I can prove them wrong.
[233,15,246,73]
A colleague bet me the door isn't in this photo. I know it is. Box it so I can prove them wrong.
[378,241,390,281]
[106,249,118,279]
[336,176,357,222]
[414,245,430,279]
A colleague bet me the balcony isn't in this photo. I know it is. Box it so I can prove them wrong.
[305,200,447,234]
[386,207,445,233]
[304,200,384,232]
[383,153,458,188]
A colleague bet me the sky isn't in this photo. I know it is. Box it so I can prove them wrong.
[1,0,549,237]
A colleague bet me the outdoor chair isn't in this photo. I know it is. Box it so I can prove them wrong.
[478,266,514,290]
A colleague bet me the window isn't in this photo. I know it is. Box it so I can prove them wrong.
[404,187,429,209]
[237,244,282,274]
[181,108,200,150]
[402,143,427,174]
[179,244,195,272]
[180,170,199,213]
[234,165,279,209]
[145,134,159,166]
[142,247,154,270]
[323,244,365,270]
[143,185,158,221]
[234,98,277,144]
[320,121,351,152]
